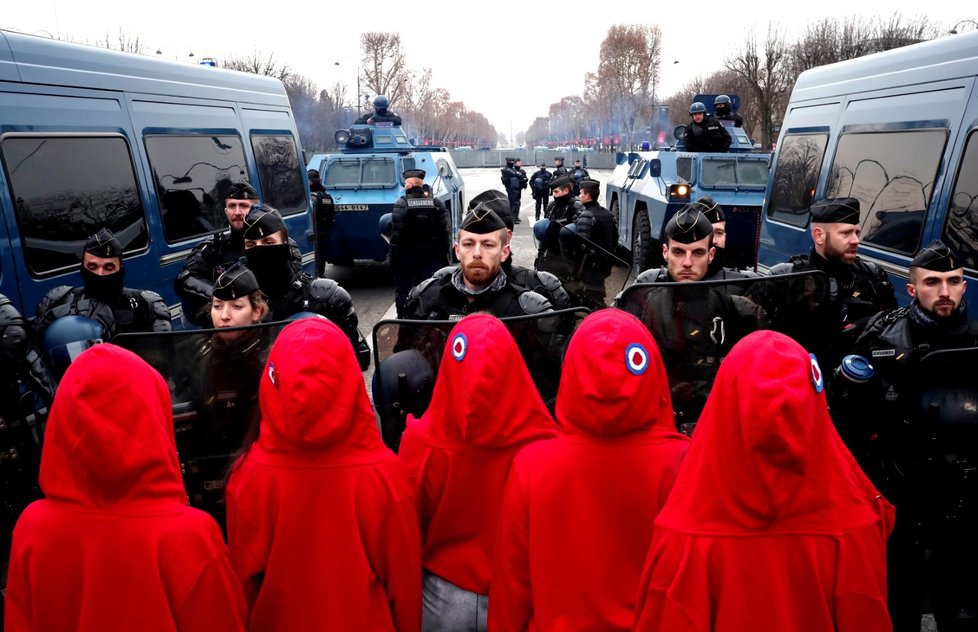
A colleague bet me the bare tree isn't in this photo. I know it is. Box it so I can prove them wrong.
[360,32,410,110]
[596,24,664,149]
[222,51,292,82]
[724,24,792,149]
[92,29,145,54]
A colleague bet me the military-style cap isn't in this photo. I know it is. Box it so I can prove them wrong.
[911,239,961,272]
[468,189,509,211]
[307,168,320,177]
[549,175,573,190]
[696,195,725,223]
[579,178,600,195]
[213,261,260,300]
[243,204,286,240]
[810,197,860,225]
[403,169,426,180]
[459,207,507,234]
[554,156,564,163]
[227,181,260,200]
[84,228,124,259]
[664,205,714,244]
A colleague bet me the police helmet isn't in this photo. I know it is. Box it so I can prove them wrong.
[379,212,393,239]
[689,102,707,115]
[373,95,389,111]
[42,315,105,382]
[532,218,551,242]
[714,94,732,106]
[372,349,435,451]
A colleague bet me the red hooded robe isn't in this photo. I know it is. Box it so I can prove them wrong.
[489,308,689,631]
[225,318,421,631]
[398,313,558,595]
[4,344,246,631]
[633,330,895,632]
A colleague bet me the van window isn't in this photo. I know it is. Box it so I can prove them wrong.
[251,134,305,216]
[944,130,978,270]
[323,157,397,189]
[827,128,946,255]
[145,134,248,243]
[1,135,148,276]
[677,157,693,183]
[767,132,829,227]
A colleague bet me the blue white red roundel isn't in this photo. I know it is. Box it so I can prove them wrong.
[625,343,649,375]
[451,333,468,362]
[810,353,824,393]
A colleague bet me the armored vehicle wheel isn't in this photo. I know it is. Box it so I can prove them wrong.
[611,198,621,229]
[631,208,654,276]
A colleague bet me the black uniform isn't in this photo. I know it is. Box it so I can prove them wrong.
[845,304,978,632]
[1,294,54,565]
[769,250,896,368]
[683,114,732,152]
[529,167,552,221]
[310,175,336,276]
[401,267,552,320]
[552,159,568,179]
[570,163,590,196]
[716,111,744,128]
[389,188,451,317]
[536,193,585,264]
[575,199,616,254]
[34,285,171,342]
[500,161,528,223]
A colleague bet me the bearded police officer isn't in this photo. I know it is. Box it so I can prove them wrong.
[841,240,978,632]
[769,197,896,367]
[175,181,302,326]
[34,228,171,343]
[389,169,451,317]
[403,207,552,320]
[241,205,370,370]
[466,190,571,310]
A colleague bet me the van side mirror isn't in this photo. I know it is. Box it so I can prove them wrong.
[649,159,661,178]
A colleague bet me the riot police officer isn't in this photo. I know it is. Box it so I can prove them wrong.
[683,102,732,153]
[501,158,528,224]
[769,197,896,367]
[175,181,301,326]
[354,94,402,125]
[535,175,584,265]
[713,94,744,128]
[841,240,978,632]
[552,156,568,179]
[529,162,552,221]
[467,190,572,310]
[634,205,716,284]
[389,169,451,317]
[241,205,371,370]
[402,207,552,319]
[575,179,616,254]
[34,228,171,343]
[308,168,336,276]
[696,195,757,282]
[570,159,590,196]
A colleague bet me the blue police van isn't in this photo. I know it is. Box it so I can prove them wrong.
[759,30,978,307]
[306,101,465,266]
[0,30,313,324]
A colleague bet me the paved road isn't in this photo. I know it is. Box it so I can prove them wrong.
[325,167,613,389]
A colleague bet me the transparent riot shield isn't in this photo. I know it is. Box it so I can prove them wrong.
[372,308,589,452]
[114,321,293,531]
[534,222,632,310]
[616,271,830,435]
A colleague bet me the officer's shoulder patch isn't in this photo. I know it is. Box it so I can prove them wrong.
[406,198,435,208]
[871,348,896,358]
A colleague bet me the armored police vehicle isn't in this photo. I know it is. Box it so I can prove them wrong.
[604,98,769,275]
[759,30,978,308]
[0,30,314,324]
[306,97,465,266]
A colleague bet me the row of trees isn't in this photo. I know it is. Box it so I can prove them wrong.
[80,30,498,152]
[526,14,953,151]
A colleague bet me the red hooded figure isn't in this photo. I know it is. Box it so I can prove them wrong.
[398,313,558,628]
[633,330,894,632]
[225,318,421,631]
[4,344,246,631]
[489,309,689,631]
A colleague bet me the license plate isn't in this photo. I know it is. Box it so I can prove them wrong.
[336,204,369,211]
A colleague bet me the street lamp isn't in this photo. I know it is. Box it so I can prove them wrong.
[334,59,362,117]
[949,19,978,34]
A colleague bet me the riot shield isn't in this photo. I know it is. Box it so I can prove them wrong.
[114,321,293,531]
[534,223,632,310]
[372,308,589,452]
[616,271,830,434]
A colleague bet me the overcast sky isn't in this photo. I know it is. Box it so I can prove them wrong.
[3,1,973,136]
